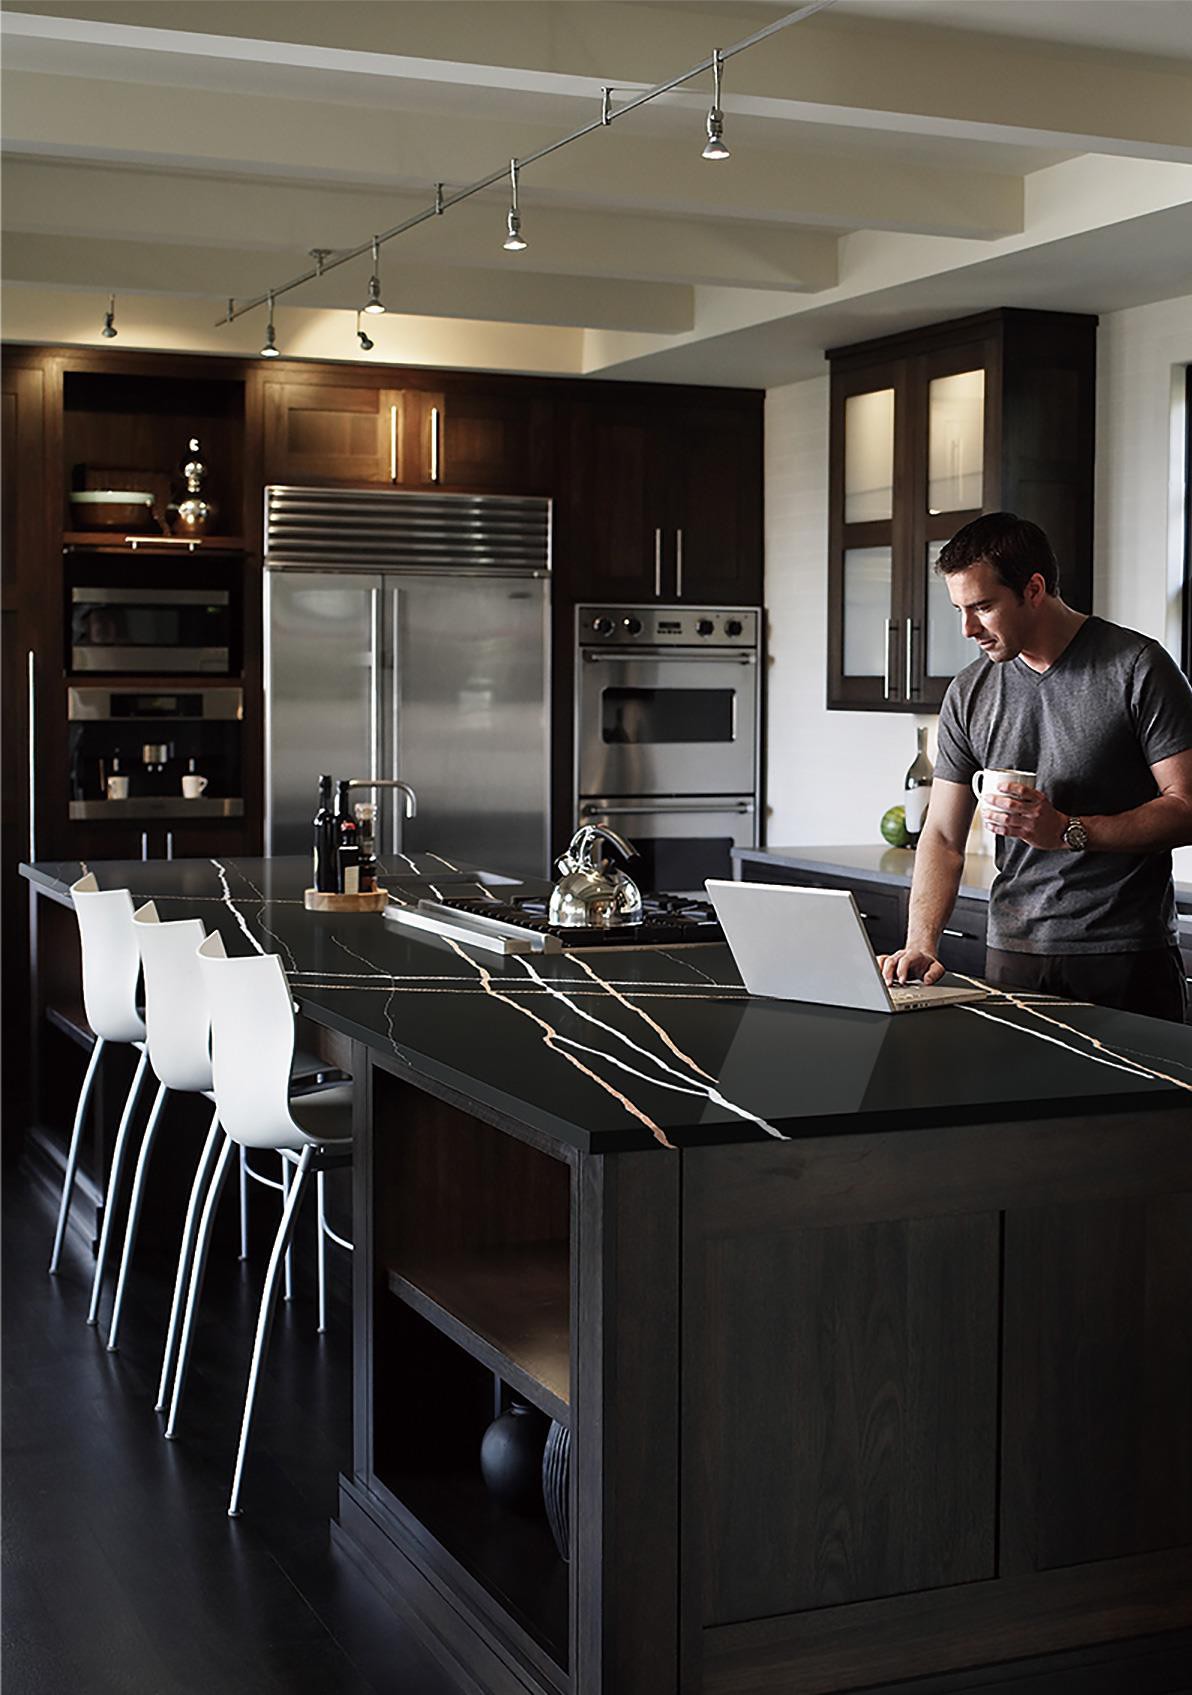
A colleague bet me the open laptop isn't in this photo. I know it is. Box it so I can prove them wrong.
[705,879,988,1014]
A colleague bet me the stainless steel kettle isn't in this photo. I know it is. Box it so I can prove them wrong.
[548,824,643,929]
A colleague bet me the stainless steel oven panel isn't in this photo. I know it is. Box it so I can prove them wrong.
[72,646,230,673]
[72,588,230,608]
[575,796,756,896]
[576,649,758,799]
[68,687,243,721]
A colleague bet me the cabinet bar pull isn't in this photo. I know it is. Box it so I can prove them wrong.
[27,650,36,861]
[675,528,684,599]
[389,404,398,482]
[654,529,662,598]
[883,618,896,700]
[141,832,150,861]
[127,536,201,550]
[430,406,440,483]
[905,617,917,700]
[166,831,175,861]
[942,927,966,938]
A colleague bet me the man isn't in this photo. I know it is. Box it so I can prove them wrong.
[880,511,1192,1022]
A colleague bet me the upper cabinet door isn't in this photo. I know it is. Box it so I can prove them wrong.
[263,381,400,484]
[435,389,553,493]
[558,403,665,604]
[828,359,913,709]
[665,400,763,606]
[912,340,996,710]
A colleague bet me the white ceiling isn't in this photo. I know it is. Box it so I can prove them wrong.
[2,0,1191,380]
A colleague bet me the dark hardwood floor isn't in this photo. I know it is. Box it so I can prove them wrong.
[2,1165,459,1695]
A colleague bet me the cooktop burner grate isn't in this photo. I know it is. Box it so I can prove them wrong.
[433,893,723,948]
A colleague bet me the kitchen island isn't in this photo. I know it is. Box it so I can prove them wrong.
[21,856,1192,1695]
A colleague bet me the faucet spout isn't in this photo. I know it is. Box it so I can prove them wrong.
[347,776,418,817]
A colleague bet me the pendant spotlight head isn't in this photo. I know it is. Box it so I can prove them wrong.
[101,293,118,338]
[701,49,730,160]
[503,158,528,252]
[355,310,374,352]
[260,292,280,358]
[362,236,386,314]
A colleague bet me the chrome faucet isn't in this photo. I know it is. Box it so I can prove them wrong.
[348,777,417,817]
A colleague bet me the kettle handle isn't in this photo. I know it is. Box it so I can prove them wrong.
[569,822,638,869]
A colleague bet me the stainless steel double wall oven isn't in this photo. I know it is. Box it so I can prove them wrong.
[575,604,761,894]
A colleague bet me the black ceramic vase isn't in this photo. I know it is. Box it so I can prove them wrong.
[479,1400,548,1517]
[542,1419,571,1562]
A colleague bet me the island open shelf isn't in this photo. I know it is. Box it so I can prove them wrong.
[385,1240,570,1425]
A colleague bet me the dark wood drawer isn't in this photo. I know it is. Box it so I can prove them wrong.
[937,895,988,976]
[739,862,906,957]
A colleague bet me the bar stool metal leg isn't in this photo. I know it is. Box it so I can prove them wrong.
[238,1146,249,1260]
[228,1145,314,1517]
[86,1048,151,1325]
[281,1154,294,1302]
[165,1135,234,1438]
[105,1081,169,1352]
[49,1035,106,1275]
[316,1168,328,1335]
[155,1109,223,1412]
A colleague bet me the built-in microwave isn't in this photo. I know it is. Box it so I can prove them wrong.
[70,585,231,673]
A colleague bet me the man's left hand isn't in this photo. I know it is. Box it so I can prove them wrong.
[983,782,1068,850]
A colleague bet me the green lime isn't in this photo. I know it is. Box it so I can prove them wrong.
[880,804,909,848]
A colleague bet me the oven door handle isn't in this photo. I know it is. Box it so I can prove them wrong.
[581,801,754,817]
[581,650,756,665]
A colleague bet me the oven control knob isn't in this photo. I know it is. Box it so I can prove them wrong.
[621,616,643,635]
[725,618,744,637]
[696,618,715,637]
[592,616,615,636]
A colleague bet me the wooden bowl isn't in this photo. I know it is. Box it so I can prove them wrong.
[69,490,158,531]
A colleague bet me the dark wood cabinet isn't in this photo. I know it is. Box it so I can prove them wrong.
[827,309,1097,712]
[263,378,405,484]
[436,386,552,492]
[560,390,763,607]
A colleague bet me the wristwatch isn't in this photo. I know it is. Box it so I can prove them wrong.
[1062,815,1089,850]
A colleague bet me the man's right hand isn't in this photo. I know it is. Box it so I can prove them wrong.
[878,945,945,986]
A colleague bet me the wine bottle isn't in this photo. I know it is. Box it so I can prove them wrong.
[904,726,934,848]
[354,802,378,893]
[313,774,336,892]
[336,779,359,895]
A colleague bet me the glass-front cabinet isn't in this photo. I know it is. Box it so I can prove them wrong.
[827,309,1097,712]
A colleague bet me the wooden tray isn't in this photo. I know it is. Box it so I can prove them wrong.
[304,887,388,913]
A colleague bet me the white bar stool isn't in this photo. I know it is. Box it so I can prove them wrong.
[51,874,151,1280]
[172,932,353,1516]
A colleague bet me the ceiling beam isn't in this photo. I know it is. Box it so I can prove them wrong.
[0,68,1024,240]
[5,2,1192,161]
[0,157,840,293]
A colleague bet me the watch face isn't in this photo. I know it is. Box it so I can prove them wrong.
[1065,819,1088,849]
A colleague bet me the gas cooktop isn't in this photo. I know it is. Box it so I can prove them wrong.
[386,889,723,953]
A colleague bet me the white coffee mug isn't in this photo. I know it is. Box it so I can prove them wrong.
[106,774,130,801]
[972,767,1036,829]
[182,773,209,799]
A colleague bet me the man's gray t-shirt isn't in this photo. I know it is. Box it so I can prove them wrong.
[934,617,1192,954]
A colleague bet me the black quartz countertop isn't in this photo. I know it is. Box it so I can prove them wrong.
[735,843,1192,917]
[23,855,1192,1154]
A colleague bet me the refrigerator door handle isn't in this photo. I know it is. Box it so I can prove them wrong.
[369,585,384,851]
[389,586,402,854]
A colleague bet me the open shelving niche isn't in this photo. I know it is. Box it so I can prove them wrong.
[370,1069,573,1678]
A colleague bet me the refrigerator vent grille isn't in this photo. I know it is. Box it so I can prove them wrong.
[265,486,550,573]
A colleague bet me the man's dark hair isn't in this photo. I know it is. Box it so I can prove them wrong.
[935,512,1059,597]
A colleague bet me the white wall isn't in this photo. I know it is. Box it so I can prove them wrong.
[763,375,942,848]
[763,294,1192,861]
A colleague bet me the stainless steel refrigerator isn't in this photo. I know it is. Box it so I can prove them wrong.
[264,486,551,877]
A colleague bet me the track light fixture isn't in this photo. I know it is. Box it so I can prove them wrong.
[216,4,837,333]
[702,49,730,160]
[260,292,280,357]
[100,294,118,338]
[362,237,386,314]
[355,310,374,352]
[503,159,528,252]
